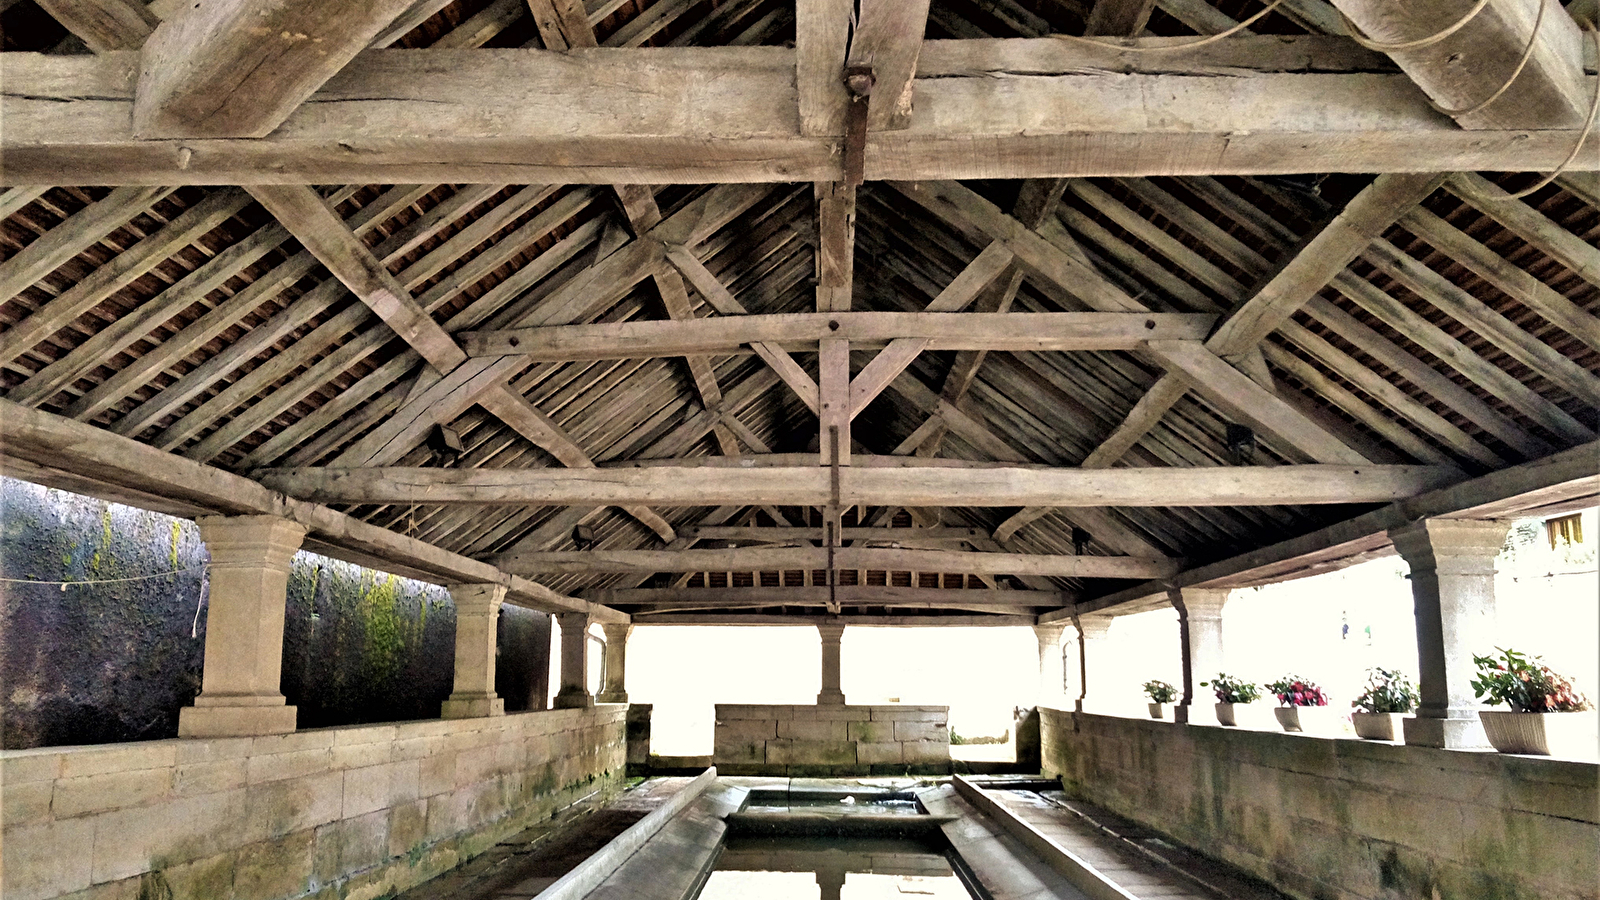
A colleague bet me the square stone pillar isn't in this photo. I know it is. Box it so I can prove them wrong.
[597,623,633,704]
[1171,587,1230,725]
[817,623,846,705]
[1390,518,1511,749]
[554,611,595,709]
[1074,615,1113,714]
[441,583,507,719]
[1033,623,1068,707]
[179,516,306,738]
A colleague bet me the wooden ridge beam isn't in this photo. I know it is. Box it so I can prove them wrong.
[7,42,1600,185]
[492,546,1178,578]
[134,0,421,138]
[0,398,621,621]
[251,463,1463,508]
[460,312,1216,359]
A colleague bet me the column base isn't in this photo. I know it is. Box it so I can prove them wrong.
[595,691,629,704]
[1175,703,1219,725]
[441,694,505,719]
[179,703,298,738]
[553,690,594,709]
[1403,713,1490,749]
[817,690,846,706]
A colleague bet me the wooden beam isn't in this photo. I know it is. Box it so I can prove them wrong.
[1144,340,1370,465]
[630,613,1039,626]
[815,182,855,311]
[8,42,1600,185]
[1049,440,1600,620]
[0,398,621,620]
[35,0,157,51]
[252,463,1462,508]
[494,546,1178,578]
[524,0,597,50]
[134,0,420,138]
[687,525,988,542]
[1330,0,1591,129]
[796,0,851,137]
[847,0,934,130]
[247,184,467,372]
[1084,0,1158,36]
[461,312,1216,359]
[588,586,1071,608]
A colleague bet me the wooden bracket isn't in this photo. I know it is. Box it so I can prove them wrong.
[842,64,875,187]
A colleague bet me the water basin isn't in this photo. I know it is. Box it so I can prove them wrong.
[696,835,977,899]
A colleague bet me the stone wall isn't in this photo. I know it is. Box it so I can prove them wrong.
[1040,708,1599,900]
[713,704,949,775]
[2,707,626,900]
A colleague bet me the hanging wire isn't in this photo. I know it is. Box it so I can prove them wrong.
[1052,0,1287,53]
[0,564,209,587]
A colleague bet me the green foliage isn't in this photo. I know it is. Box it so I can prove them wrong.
[1471,647,1592,712]
[1142,680,1178,703]
[1265,675,1328,707]
[1352,667,1418,714]
[1200,673,1261,704]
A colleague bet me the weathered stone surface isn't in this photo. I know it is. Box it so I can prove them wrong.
[766,740,856,766]
[1040,708,1600,900]
[776,719,846,741]
[893,721,948,743]
[715,719,776,741]
[856,742,904,765]
[1,707,627,900]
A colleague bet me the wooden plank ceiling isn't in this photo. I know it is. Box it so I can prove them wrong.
[0,0,1596,626]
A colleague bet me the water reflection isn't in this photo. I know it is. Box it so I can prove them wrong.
[698,836,974,900]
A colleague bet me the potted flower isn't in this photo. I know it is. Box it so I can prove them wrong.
[1266,675,1339,735]
[1200,673,1260,726]
[1350,668,1417,741]
[1143,680,1178,719]
[1471,648,1596,756]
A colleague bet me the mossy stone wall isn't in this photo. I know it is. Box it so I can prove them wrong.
[1,477,551,749]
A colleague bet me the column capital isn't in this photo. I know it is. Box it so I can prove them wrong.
[1074,614,1114,640]
[817,622,846,641]
[1168,586,1230,619]
[1389,518,1512,573]
[448,582,507,616]
[1033,623,1068,645]
[195,515,306,569]
[558,610,594,630]
[601,622,634,643]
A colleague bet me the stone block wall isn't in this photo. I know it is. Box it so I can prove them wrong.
[1040,708,1599,900]
[713,704,949,775]
[2,707,626,900]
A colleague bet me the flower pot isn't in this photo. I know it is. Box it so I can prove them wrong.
[1352,711,1404,742]
[1479,710,1600,757]
[1148,703,1168,720]
[1215,702,1241,726]
[1275,706,1343,735]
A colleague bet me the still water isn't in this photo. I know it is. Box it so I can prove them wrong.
[696,835,976,900]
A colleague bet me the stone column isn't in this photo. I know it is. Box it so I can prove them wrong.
[596,623,633,704]
[1074,615,1113,714]
[1390,518,1510,749]
[179,515,306,738]
[441,583,507,719]
[817,623,846,705]
[815,866,846,900]
[554,612,595,709]
[1033,623,1068,707]
[1171,587,1230,725]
